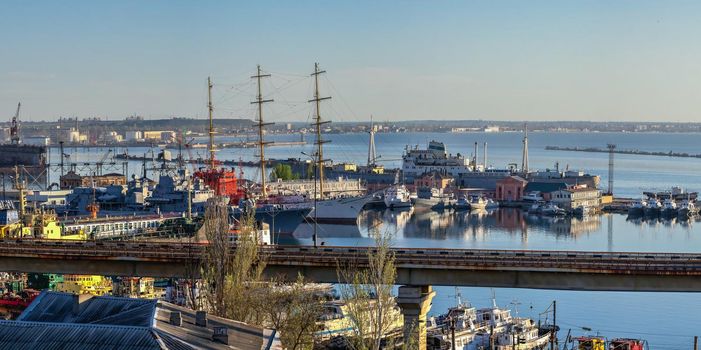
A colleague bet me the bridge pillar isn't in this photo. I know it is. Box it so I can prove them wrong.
[397,285,435,350]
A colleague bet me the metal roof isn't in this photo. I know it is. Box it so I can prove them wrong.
[0,321,161,350]
[6,291,281,350]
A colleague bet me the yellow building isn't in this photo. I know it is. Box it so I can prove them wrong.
[56,275,113,296]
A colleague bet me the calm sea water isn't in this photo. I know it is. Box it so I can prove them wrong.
[48,132,701,348]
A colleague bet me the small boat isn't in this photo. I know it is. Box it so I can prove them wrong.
[485,198,499,210]
[383,185,412,209]
[644,198,662,217]
[453,195,470,211]
[413,187,454,211]
[678,199,699,219]
[522,191,543,202]
[661,198,677,217]
[541,203,566,216]
[627,198,647,216]
[468,196,487,210]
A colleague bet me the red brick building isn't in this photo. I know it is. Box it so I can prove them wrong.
[496,175,527,201]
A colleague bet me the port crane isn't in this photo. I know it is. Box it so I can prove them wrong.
[10,102,21,144]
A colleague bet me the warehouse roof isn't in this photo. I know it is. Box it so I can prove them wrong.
[3,291,281,350]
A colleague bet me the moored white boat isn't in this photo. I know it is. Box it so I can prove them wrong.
[384,185,412,209]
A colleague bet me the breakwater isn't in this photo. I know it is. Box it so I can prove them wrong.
[545,146,701,158]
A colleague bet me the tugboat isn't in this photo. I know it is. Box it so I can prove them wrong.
[644,197,662,217]
[661,198,678,217]
[627,198,647,216]
[678,199,699,219]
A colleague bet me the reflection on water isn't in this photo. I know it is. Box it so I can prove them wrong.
[359,208,601,242]
[286,208,701,253]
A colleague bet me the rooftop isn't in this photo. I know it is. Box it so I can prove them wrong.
[3,291,280,350]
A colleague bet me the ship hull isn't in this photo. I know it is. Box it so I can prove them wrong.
[308,195,374,224]
[233,207,312,237]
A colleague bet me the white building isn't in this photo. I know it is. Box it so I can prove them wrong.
[24,136,51,146]
[125,130,142,141]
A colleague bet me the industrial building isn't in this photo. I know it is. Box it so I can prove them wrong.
[0,290,281,350]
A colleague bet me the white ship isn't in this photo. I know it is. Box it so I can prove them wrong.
[402,141,472,183]
[384,185,412,209]
[427,293,552,350]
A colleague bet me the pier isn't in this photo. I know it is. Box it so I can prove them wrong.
[545,145,701,158]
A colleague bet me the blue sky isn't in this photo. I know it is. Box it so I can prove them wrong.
[2,1,701,122]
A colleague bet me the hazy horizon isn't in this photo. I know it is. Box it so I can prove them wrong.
[3,1,701,123]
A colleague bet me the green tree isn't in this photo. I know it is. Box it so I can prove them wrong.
[270,163,299,181]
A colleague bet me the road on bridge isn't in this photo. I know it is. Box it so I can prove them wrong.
[1,239,701,292]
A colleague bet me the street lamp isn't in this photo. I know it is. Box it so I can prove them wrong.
[301,151,318,248]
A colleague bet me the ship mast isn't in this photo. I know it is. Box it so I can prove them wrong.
[207,77,216,170]
[309,63,331,198]
[251,65,273,198]
[367,116,377,168]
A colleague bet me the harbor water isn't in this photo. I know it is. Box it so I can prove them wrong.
[46,131,701,348]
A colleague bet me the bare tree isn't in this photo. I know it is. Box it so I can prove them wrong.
[200,197,266,320]
[261,275,324,350]
[338,228,400,350]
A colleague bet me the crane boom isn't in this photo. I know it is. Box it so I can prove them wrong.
[10,102,21,144]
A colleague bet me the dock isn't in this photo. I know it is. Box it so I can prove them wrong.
[545,145,701,159]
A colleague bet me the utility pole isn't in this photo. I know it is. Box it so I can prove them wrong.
[607,144,616,195]
[483,142,488,170]
[207,77,216,170]
[694,336,698,350]
[449,317,456,350]
[251,65,274,198]
[521,123,529,175]
[309,63,331,198]
[550,300,557,350]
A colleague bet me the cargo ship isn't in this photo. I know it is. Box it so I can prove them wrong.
[1,103,47,174]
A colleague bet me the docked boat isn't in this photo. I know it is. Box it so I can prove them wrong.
[454,195,470,211]
[541,203,567,216]
[575,336,606,350]
[522,191,544,202]
[485,198,499,210]
[427,294,551,350]
[627,198,647,216]
[609,338,646,350]
[414,187,455,211]
[644,198,662,217]
[468,196,487,210]
[661,198,678,217]
[678,199,699,219]
[384,185,412,209]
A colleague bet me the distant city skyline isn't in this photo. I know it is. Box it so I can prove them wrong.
[2,1,701,122]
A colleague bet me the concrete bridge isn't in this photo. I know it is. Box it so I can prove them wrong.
[2,239,700,292]
[3,239,701,350]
